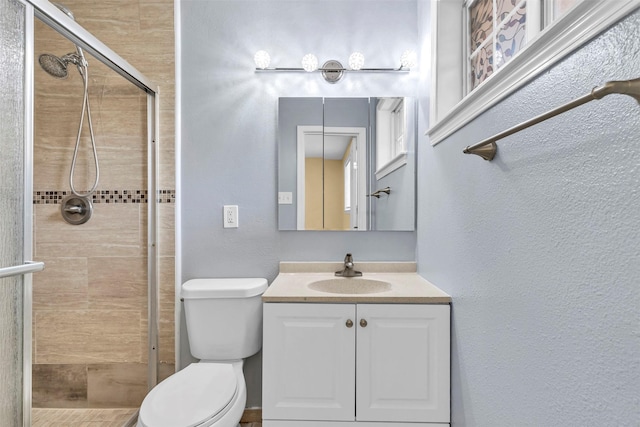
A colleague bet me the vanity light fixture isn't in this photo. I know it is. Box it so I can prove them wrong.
[399,49,417,68]
[301,53,319,72]
[253,50,271,69]
[254,50,416,83]
[348,52,365,70]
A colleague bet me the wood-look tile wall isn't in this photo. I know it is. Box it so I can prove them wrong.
[32,0,175,408]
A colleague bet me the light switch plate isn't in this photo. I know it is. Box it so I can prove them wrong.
[278,192,293,204]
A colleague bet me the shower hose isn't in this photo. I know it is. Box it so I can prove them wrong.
[69,60,100,198]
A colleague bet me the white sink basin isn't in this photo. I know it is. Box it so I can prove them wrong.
[307,278,392,294]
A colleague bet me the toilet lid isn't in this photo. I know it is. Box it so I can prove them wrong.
[139,363,238,427]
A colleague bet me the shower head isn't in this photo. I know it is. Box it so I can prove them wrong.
[38,52,83,79]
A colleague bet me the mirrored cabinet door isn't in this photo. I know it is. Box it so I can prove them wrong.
[278,97,416,231]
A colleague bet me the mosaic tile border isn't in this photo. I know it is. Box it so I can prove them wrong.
[33,190,175,204]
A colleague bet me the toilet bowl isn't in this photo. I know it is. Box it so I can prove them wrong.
[137,361,246,427]
[136,278,268,427]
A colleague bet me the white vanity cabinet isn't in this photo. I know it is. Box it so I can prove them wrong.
[262,302,450,426]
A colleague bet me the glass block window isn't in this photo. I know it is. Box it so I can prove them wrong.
[429,0,629,145]
[468,0,527,90]
[467,0,580,92]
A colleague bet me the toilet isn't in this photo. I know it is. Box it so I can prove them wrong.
[137,278,268,427]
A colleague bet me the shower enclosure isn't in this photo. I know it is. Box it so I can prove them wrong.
[1,0,163,424]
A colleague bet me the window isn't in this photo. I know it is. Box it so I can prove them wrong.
[467,0,529,91]
[429,0,639,145]
[391,101,406,157]
[376,97,407,179]
[465,0,579,93]
[344,158,351,212]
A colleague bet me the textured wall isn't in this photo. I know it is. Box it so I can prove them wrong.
[417,10,640,426]
[180,0,419,407]
[32,0,175,408]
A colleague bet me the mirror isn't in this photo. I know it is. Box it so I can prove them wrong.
[278,97,416,231]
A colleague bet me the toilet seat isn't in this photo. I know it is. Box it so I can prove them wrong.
[138,363,238,427]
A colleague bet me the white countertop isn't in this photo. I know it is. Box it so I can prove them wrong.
[263,262,451,304]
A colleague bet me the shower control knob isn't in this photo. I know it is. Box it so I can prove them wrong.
[60,195,93,225]
[345,319,353,328]
[64,205,84,214]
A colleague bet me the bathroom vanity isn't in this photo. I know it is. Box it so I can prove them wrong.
[262,262,451,427]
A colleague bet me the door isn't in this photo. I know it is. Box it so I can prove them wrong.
[263,303,356,421]
[0,1,43,425]
[356,304,451,423]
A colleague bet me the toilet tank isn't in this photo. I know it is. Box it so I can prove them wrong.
[181,278,268,361]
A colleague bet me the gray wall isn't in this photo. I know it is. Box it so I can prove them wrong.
[180,0,419,407]
[416,9,640,426]
[277,97,323,230]
[181,0,639,421]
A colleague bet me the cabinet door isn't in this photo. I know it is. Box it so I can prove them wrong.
[356,304,450,423]
[263,303,356,421]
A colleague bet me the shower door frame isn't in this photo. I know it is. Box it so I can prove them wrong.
[20,0,161,424]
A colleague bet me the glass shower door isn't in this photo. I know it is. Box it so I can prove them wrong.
[0,0,43,425]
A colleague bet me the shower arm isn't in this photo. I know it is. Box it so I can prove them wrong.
[463,77,640,161]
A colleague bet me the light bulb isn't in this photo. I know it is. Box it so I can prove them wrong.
[254,50,271,69]
[348,52,365,70]
[400,50,417,69]
[301,54,319,72]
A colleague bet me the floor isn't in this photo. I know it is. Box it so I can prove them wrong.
[31,409,137,426]
[31,409,262,426]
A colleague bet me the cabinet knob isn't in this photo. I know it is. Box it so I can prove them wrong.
[360,319,368,328]
[346,319,353,328]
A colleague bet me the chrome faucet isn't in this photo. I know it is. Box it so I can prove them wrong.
[335,253,362,277]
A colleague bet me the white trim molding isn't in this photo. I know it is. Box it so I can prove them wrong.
[428,0,640,146]
[375,152,408,180]
[296,126,367,231]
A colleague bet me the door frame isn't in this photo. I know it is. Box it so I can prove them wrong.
[296,126,367,230]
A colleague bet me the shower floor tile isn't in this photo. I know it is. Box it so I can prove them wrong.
[32,408,136,426]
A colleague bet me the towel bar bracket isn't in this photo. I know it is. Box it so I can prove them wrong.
[367,187,391,198]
